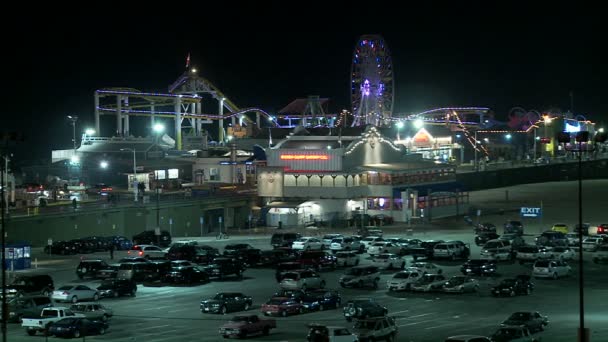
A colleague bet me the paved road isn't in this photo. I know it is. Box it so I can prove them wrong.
[4,180,608,341]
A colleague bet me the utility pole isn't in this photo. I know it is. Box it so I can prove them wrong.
[1,152,7,342]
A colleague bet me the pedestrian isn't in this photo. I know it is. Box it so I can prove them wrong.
[109,244,115,260]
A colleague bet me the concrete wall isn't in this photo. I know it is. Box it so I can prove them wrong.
[6,197,252,247]
[457,159,608,191]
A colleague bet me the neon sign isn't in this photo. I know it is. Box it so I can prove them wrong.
[280,155,329,160]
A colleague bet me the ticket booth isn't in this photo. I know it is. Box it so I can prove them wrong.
[4,242,32,270]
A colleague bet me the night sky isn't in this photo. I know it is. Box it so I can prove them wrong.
[16,3,605,163]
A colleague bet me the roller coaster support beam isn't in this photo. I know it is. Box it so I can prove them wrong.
[219,98,225,143]
[174,97,182,150]
[94,92,100,133]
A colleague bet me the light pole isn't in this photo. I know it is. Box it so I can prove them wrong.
[67,115,78,152]
[474,130,478,172]
[396,121,404,141]
[556,130,607,342]
[120,148,138,202]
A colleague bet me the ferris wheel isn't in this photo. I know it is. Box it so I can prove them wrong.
[351,34,394,127]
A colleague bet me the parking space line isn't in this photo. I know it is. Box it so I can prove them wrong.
[398,318,440,327]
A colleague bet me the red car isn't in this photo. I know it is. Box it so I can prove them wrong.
[597,224,608,235]
[261,297,303,317]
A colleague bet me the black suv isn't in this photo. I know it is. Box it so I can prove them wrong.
[96,279,137,298]
[343,299,388,322]
[461,259,497,276]
[200,292,253,314]
[132,230,172,247]
[76,260,110,279]
[223,244,261,266]
[202,257,245,280]
[5,275,54,299]
[271,233,302,248]
[167,245,219,264]
[491,275,534,297]
[164,266,209,284]
[504,221,524,235]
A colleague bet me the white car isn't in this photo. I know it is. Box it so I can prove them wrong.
[308,325,358,342]
[516,245,553,264]
[279,270,325,290]
[386,269,424,291]
[360,236,384,250]
[480,240,512,261]
[410,262,442,274]
[367,242,403,256]
[371,253,405,269]
[565,233,580,246]
[532,260,571,279]
[128,244,167,259]
[335,251,360,267]
[322,234,343,245]
[410,274,447,292]
[330,237,364,253]
[442,276,480,293]
[582,237,603,252]
[52,285,99,303]
[292,237,324,250]
[551,246,575,260]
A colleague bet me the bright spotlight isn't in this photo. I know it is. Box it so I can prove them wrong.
[191,68,197,73]
[227,135,234,141]
[396,121,404,129]
[413,119,424,129]
[85,129,95,135]
[70,155,80,164]
[483,138,489,143]
[153,123,165,133]
[505,134,512,139]
[599,128,605,133]
[100,161,108,169]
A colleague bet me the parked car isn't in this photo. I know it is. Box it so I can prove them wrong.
[128,244,167,259]
[474,223,497,235]
[76,260,110,279]
[501,311,548,333]
[582,237,604,251]
[167,244,219,264]
[372,214,394,225]
[202,257,245,280]
[132,230,172,247]
[330,237,364,253]
[298,250,337,270]
[96,279,137,298]
[21,307,84,336]
[596,223,608,235]
[342,299,387,322]
[516,245,553,264]
[106,235,133,250]
[480,239,512,261]
[335,251,360,267]
[490,326,538,342]
[410,274,447,292]
[475,232,500,246]
[292,237,324,250]
[532,260,571,279]
[6,295,52,323]
[69,303,113,321]
[385,238,422,254]
[5,275,54,299]
[441,276,479,293]
[410,262,443,274]
[565,233,580,246]
[52,285,99,303]
[306,324,358,342]
[535,231,568,247]
[360,236,385,250]
[44,241,77,255]
[219,315,276,339]
[322,234,344,245]
[352,316,398,342]
[550,246,575,260]
[592,245,608,264]
[498,234,526,250]
[261,297,304,317]
[339,266,380,289]
[164,266,209,284]
[573,223,591,236]
[433,241,469,260]
[257,249,296,267]
[368,242,404,256]
[271,232,302,248]
[301,289,342,311]
[279,270,325,291]
[201,292,253,314]
[504,220,524,235]
[47,317,108,338]
[461,259,497,276]
[386,268,424,291]
[371,253,405,269]
[445,336,491,342]
[491,275,534,297]
[349,213,372,227]
[411,240,445,260]
[116,262,152,282]
[276,261,306,282]
[223,244,262,266]
[551,223,569,234]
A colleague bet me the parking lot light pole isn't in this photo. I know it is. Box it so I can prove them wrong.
[120,148,138,202]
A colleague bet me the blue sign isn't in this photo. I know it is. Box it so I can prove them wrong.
[520,207,542,218]
[200,217,204,225]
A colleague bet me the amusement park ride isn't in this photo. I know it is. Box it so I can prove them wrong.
[89,34,561,157]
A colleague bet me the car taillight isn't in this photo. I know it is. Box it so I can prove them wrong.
[139,251,143,256]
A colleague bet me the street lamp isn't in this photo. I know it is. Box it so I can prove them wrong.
[413,119,424,129]
[67,115,78,152]
[396,121,404,140]
[85,128,95,136]
[556,130,607,342]
[120,148,138,202]
[100,161,108,169]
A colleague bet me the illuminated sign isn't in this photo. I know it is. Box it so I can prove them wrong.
[280,155,329,160]
[412,128,433,145]
[565,122,581,133]
[168,169,179,179]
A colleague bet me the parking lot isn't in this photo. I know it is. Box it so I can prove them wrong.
[4,180,608,341]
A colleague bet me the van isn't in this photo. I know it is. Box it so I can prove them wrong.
[480,239,512,261]
[271,232,302,248]
[116,263,151,282]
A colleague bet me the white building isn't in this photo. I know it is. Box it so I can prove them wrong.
[257,126,467,228]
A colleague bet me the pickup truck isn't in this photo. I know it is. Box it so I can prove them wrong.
[218,315,276,338]
[22,307,84,336]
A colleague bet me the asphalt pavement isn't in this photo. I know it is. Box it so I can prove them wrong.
[4,180,608,341]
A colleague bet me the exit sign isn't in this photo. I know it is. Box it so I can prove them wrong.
[520,207,542,218]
